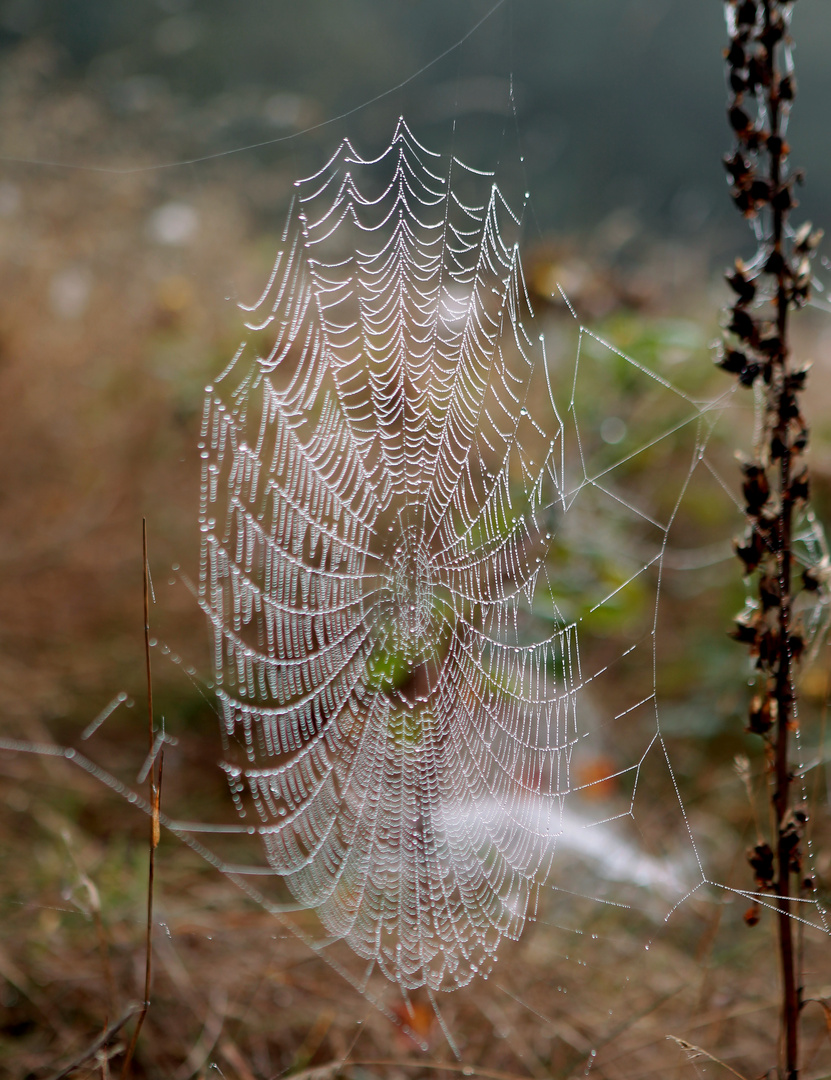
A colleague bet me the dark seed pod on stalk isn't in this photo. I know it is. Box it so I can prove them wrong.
[741,462,769,515]
[734,528,764,573]
[748,840,775,885]
[727,265,757,303]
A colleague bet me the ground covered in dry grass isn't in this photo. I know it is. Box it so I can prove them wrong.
[2,728,830,1080]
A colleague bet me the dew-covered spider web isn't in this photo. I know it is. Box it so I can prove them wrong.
[187,117,831,997]
[198,118,580,991]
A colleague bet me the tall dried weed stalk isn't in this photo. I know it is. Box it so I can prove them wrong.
[719,1,823,1076]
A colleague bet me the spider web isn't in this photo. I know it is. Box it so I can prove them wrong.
[198,119,578,991]
[190,118,830,1001]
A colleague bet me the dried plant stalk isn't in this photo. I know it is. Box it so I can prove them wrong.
[720,2,824,1076]
[120,520,162,1079]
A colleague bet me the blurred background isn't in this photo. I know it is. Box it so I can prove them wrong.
[0,1,830,1077]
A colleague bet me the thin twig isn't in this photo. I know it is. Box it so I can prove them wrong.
[46,1004,141,1080]
[120,520,161,1078]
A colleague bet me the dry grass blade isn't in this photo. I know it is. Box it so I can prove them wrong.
[274,1064,344,1080]
[666,1035,750,1080]
[281,1060,561,1080]
[174,987,227,1080]
[60,828,118,1012]
[45,1004,141,1080]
